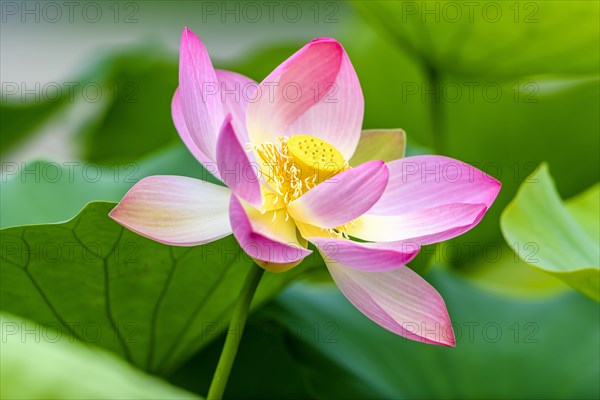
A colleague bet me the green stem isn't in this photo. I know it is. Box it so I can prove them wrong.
[207,262,265,400]
[425,64,444,155]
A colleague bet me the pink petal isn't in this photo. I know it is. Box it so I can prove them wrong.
[287,161,389,229]
[309,237,420,272]
[347,203,488,245]
[229,196,311,264]
[246,38,363,158]
[172,88,221,180]
[216,115,262,208]
[173,70,257,181]
[215,69,256,145]
[178,28,224,161]
[369,155,501,215]
[327,261,455,346]
[109,176,232,246]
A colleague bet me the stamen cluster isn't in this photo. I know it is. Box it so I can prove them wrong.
[254,137,319,211]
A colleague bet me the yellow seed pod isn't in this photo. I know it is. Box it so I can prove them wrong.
[287,135,346,183]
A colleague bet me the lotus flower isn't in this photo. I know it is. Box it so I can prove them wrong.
[110,28,501,347]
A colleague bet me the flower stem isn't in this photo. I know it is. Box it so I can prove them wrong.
[425,64,445,155]
[207,262,265,400]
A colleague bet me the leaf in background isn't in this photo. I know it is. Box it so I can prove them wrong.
[356,1,599,79]
[501,164,599,301]
[0,312,198,399]
[1,47,181,164]
[340,22,431,143]
[0,100,68,158]
[258,269,599,399]
[0,202,321,374]
[453,243,568,298]
[80,50,180,163]
[0,144,220,229]
[168,318,316,399]
[565,182,600,242]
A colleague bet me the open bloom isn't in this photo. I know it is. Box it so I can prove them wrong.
[110,28,501,346]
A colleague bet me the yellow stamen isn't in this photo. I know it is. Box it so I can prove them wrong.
[253,135,349,218]
[329,219,356,239]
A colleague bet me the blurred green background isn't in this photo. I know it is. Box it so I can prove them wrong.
[1,1,599,399]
